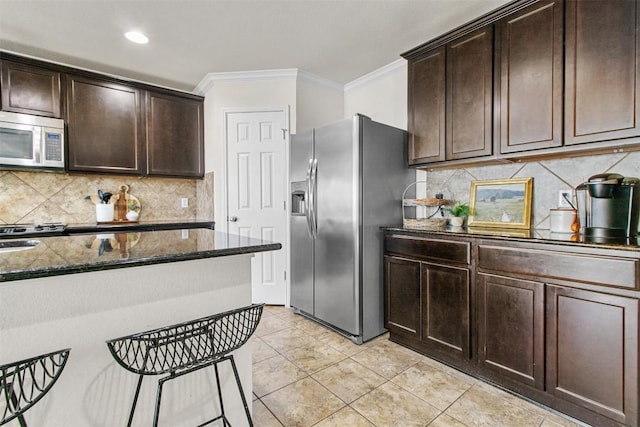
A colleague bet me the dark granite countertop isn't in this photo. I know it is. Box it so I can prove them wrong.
[0,227,281,282]
[65,219,216,234]
[382,226,640,252]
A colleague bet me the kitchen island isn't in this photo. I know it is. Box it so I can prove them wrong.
[0,227,281,426]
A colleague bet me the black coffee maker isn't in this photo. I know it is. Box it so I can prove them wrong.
[576,173,640,238]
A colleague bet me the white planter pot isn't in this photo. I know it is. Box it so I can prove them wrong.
[449,216,465,227]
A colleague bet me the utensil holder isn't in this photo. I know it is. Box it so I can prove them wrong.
[96,203,114,222]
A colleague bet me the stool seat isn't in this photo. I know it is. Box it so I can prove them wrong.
[107,303,264,426]
[0,348,71,427]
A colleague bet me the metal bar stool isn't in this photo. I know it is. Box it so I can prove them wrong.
[106,303,264,427]
[0,348,71,426]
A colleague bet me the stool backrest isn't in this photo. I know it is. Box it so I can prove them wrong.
[107,304,264,375]
[0,349,71,426]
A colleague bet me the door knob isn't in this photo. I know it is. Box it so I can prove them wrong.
[228,216,238,222]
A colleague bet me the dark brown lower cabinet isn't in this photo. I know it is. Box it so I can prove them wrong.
[422,263,470,361]
[384,254,471,367]
[477,273,544,390]
[546,285,639,426]
[384,256,420,337]
[384,231,640,427]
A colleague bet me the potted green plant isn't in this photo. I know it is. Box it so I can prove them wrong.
[447,203,471,227]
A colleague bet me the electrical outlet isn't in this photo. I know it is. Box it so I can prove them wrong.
[558,190,572,208]
[181,229,189,239]
[181,198,189,208]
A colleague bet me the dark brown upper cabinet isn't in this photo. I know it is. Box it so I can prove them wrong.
[407,47,446,164]
[66,75,144,174]
[407,25,493,166]
[446,25,494,161]
[0,60,62,118]
[565,0,640,145]
[146,91,204,178]
[498,0,563,154]
[404,0,640,166]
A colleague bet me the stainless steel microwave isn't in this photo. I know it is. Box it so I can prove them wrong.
[0,111,65,170]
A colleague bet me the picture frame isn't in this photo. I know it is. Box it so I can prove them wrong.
[468,177,533,229]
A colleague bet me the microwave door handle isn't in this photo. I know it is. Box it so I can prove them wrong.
[33,127,42,163]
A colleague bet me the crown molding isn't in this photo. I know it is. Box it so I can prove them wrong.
[296,70,344,92]
[194,61,405,96]
[194,69,299,95]
[195,68,344,95]
[344,59,406,92]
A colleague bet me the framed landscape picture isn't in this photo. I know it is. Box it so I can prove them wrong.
[468,177,533,229]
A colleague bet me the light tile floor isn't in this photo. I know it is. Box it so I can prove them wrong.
[252,305,590,427]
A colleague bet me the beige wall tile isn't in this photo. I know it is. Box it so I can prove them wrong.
[0,171,205,224]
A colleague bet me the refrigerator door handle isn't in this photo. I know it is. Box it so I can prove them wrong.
[305,158,314,238]
[310,158,318,238]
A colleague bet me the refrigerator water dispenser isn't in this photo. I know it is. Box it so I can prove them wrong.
[291,181,306,216]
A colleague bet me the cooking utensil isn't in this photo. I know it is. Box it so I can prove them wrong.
[562,192,576,210]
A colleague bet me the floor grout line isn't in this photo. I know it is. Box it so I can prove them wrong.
[254,306,588,427]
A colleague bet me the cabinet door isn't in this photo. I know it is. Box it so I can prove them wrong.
[67,76,144,174]
[407,47,446,164]
[477,274,544,389]
[384,256,420,337]
[565,0,640,145]
[546,285,638,425]
[446,25,494,160]
[146,92,204,178]
[499,0,563,153]
[421,263,470,360]
[1,60,61,118]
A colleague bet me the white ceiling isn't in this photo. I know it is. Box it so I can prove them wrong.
[0,0,510,93]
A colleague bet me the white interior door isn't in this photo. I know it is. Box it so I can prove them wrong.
[226,109,287,304]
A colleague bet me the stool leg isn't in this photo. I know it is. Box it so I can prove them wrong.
[212,362,228,426]
[126,374,145,427]
[227,355,253,427]
[8,387,28,427]
[153,376,167,427]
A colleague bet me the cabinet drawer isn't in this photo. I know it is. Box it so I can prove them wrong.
[478,245,639,289]
[385,234,470,265]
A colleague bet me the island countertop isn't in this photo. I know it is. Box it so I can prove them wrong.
[0,227,281,282]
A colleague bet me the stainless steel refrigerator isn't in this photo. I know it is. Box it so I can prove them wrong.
[289,114,411,343]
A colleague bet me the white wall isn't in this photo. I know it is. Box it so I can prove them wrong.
[199,69,346,225]
[344,59,407,130]
[296,72,344,132]
[343,59,426,189]
[201,74,297,224]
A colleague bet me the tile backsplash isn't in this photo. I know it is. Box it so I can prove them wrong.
[0,170,214,225]
[420,151,640,230]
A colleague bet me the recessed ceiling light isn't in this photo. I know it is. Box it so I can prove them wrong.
[125,31,149,44]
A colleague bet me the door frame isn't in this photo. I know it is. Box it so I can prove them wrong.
[221,106,291,306]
